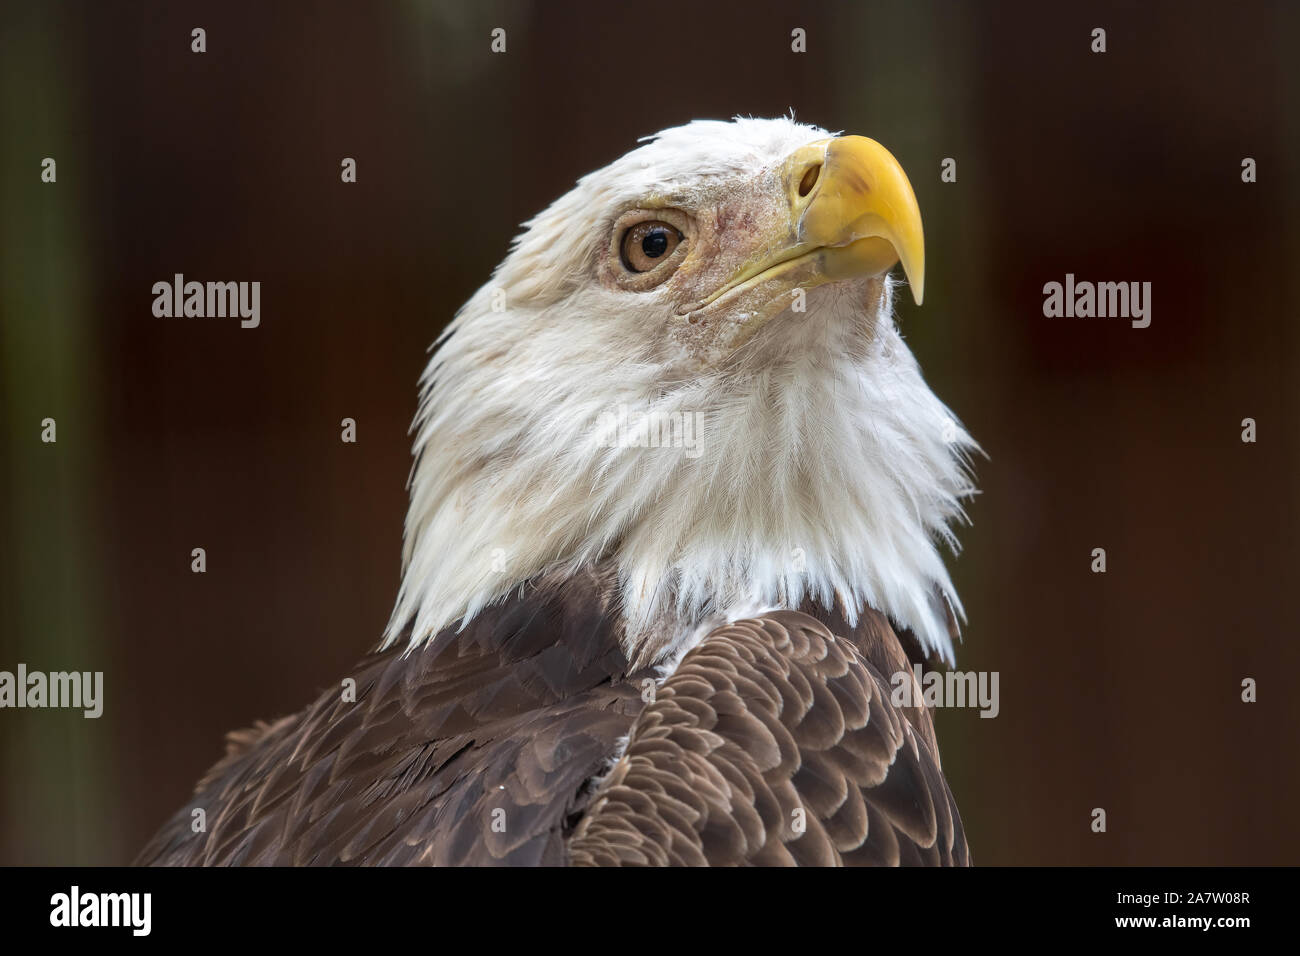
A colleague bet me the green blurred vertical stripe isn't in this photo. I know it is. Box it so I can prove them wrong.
[0,4,114,864]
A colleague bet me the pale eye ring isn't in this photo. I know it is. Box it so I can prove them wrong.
[621,221,684,272]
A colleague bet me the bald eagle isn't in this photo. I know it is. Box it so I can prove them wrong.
[139,117,977,866]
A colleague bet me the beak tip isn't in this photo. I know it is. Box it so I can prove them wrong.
[902,264,924,307]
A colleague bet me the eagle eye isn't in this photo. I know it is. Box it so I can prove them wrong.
[621,221,683,273]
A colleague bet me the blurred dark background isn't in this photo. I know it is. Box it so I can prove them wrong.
[2,0,1297,865]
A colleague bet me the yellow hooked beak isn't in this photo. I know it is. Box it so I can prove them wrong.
[791,135,925,305]
[693,135,926,312]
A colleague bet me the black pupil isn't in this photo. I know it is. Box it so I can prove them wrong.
[641,229,670,258]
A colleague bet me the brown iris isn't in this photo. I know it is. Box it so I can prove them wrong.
[620,221,683,273]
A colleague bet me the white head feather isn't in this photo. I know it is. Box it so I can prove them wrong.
[384,117,977,667]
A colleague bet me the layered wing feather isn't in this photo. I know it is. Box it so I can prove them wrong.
[138,588,968,866]
[567,611,969,866]
[136,570,645,866]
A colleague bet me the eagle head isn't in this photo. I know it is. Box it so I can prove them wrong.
[388,117,976,669]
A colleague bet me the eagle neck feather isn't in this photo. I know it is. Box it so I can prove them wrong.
[386,277,976,667]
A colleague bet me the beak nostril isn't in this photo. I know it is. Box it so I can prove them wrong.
[797,163,822,198]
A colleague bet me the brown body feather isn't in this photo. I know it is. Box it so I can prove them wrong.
[137,574,968,866]
[570,611,968,866]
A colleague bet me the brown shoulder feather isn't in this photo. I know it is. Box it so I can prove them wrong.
[137,569,645,866]
[138,583,968,866]
[566,610,970,866]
